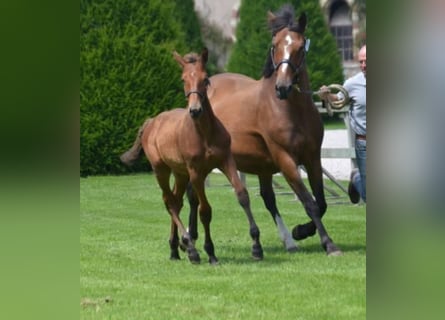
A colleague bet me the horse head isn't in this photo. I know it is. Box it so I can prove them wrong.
[266,6,307,100]
[173,48,210,119]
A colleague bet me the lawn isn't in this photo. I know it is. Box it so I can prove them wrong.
[80,173,366,319]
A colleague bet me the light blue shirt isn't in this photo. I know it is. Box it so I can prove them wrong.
[341,72,366,135]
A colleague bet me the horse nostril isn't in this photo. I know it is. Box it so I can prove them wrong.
[275,85,290,100]
[189,108,202,118]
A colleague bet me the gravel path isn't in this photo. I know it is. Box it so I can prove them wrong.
[320,129,352,181]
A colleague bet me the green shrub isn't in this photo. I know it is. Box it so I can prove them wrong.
[227,0,343,91]
[80,0,203,176]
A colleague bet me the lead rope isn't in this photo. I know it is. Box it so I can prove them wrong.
[293,83,350,116]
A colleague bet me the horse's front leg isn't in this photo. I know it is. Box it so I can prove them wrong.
[279,157,342,256]
[172,174,201,264]
[258,174,298,253]
[220,157,264,260]
[186,182,199,244]
[292,159,327,241]
[190,173,218,265]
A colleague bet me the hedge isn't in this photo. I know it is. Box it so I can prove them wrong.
[80,0,203,176]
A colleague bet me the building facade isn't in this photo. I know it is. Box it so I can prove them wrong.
[319,0,366,78]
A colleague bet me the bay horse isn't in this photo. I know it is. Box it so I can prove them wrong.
[187,5,341,256]
[120,48,263,264]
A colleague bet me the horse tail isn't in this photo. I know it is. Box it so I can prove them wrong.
[120,118,152,166]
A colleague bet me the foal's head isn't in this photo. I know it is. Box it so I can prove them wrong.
[173,48,210,119]
[264,5,307,100]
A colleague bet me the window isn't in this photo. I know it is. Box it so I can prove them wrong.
[330,25,353,61]
[329,1,353,61]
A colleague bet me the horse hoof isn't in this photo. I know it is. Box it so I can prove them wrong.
[209,257,219,265]
[170,246,181,260]
[328,250,343,257]
[170,254,181,260]
[188,250,201,264]
[252,244,264,260]
[292,224,316,241]
[325,242,342,256]
[286,245,299,253]
[327,244,343,256]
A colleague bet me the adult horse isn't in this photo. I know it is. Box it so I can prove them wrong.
[120,48,263,264]
[187,5,341,256]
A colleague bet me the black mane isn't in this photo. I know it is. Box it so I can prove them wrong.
[262,4,306,78]
[268,4,302,35]
[183,52,200,64]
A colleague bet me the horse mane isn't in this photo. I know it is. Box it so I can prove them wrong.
[183,52,200,64]
[262,51,275,78]
[268,4,301,35]
[262,4,306,78]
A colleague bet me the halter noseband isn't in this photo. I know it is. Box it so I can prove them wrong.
[184,77,210,99]
[185,90,204,99]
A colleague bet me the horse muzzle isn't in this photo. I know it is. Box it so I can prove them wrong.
[189,106,203,119]
[275,84,292,100]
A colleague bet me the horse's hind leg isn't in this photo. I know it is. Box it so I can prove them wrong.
[258,174,298,253]
[292,161,327,241]
[220,159,263,260]
[169,176,189,260]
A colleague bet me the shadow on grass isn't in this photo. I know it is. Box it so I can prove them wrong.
[298,242,366,254]
[163,240,365,266]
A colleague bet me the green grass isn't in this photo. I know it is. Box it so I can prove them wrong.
[81,173,366,319]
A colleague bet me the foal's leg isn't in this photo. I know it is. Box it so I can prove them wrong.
[168,175,189,260]
[279,157,341,256]
[156,169,200,263]
[169,220,180,260]
[292,160,327,241]
[189,171,218,264]
[220,158,263,260]
[186,182,199,244]
[258,174,298,253]
[171,174,191,251]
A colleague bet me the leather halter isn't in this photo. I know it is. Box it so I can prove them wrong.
[184,78,210,99]
[270,41,306,82]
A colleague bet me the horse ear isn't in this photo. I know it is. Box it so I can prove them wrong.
[173,51,185,68]
[298,12,307,33]
[201,47,208,65]
[267,11,276,25]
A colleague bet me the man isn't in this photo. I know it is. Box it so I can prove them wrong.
[319,45,366,203]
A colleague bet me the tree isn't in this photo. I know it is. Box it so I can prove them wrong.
[80,0,203,176]
[227,0,343,91]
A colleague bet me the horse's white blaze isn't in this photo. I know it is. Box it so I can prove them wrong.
[275,215,298,251]
[280,34,293,74]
